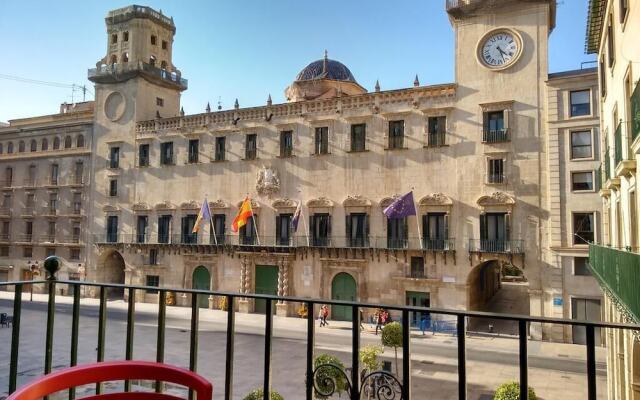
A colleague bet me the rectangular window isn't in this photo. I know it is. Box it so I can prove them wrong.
[410,257,425,278]
[211,214,225,244]
[181,215,197,244]
[162,40,168,50]
[107,215,118,243]
[573,213,595,245]
[570,90,591,117]
[146,275,160,294]
[111,33,117,44]
[574,257,592,276]
[245,134,257,160]
[427,116,447,146]
[423,213,447,250]
[109,179,118,197]
[388,120,405,149]
[50,164,58,185]
[571,130,593,159]
[137,215,149,243]
[215,137,226,161]
[25,193,34,209]
[483,110,509,142]
[310,213,331,247]
[149,248,158,265]
[151,35,157,46]
[69,248,81,261]
[25,220,33,236]
[599,58,607,98]
[47,221,56,240]
[276,213,292,245]
[49,193,57,213]
[346,213,368,247]
[280,131,293,157]
[74,162,84,184]
[27,165,36,185]
[109,147,120,169]
[314,127,329,155]
[239,215,257,245]
[139,144,150,167]
[156,98,164,107]
[158,215,172,243]
[1,221,9,240]
[4,167,12,187]
[188,139,199,163]
[607,18,615,67]
[487,158,505,184]
[387,217,408,248]
[160,142,174,165]
[571,298,601,345]
[72,222,81,243]
[23,247,32,258]
[0,246,9,257]
[73,193,82,214]
[572,172,594,191]
[123,31,129,42]
[350,124,366,152]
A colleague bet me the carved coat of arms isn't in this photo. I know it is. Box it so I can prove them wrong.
[256,166,280,196]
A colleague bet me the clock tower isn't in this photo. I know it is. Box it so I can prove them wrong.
[87,5,187,284]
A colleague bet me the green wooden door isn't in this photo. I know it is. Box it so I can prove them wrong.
[331,273,357,321]
[255,265,278,314]
[192,266,210,308]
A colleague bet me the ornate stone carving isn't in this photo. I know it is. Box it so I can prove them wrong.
[343,195,372,207]
[419,193,453,206]
[236,199,260,209]
[272,198,298,209]
[307,197,334,208]
[154,200,176,210]
[208,199,228,209]
[379,195,401,208]
[256,166,280,196]
[102,205,120,212]
[180,200,199,209]
[477,192,516,207]
[132,202,151,211]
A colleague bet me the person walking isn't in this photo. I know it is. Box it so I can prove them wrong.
[322,305,330,327]
[318,305,326,327]
[375,309,384,335]
[359,309,364,330]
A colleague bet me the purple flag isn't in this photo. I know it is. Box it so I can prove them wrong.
[383,191,417,219]
[291,201,302,231]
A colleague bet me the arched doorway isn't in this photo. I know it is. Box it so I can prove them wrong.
[467,260,529,335]
[192,266,211,308]
[98,250,126,299]
[331,272,357,321]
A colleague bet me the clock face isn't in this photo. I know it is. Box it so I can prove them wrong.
[478,29,522,70]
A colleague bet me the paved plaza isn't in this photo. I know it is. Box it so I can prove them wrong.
[0,291,606,399]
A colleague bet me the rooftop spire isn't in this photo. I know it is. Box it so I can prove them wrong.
[375,80,380,92]
[205,102,211,113]
[323,49,328,74]
[414,74,420,87]
[234,98,239,109]
[267,94,272,106]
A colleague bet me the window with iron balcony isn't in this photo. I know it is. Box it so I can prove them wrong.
[483,110,510,143]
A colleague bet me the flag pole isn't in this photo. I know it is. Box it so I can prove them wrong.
[207,196,218,246]
[248,195,260,245]
[300,202,310,246]
[411,189,423,250]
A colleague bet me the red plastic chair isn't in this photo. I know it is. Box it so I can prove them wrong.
[7,360,213,400]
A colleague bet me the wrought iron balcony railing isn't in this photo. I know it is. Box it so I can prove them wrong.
[427,132,447,147]
[88,62,188,89]
[482,129,510,143]
[589,244,640,322]
[0,233,9,242]
[614,122,624,166]
[487,174,506,184]
[1,278,637,400]
[468,239,524,254]
[632,80,640,141]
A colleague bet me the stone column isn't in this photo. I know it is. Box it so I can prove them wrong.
[238,257,250,313]
[276,260,289,317]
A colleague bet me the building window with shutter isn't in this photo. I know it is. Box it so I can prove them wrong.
[188,139,199,163]
[109,179,118,197]
[139,144,150,167]
[315,127,329,155]
[388,120,404,149]
[181,215,197,244]
[387,217,408,248]
[483,110,509,142]
[109,147,120,169]
[487,158,505,184]
[211,214,225,244]
[346,212,369,247]
[160,142,174,165]
[149,248,159,265]
[137,215,148,243]
[410,257,425,278]
[606,17,615,67]
[479,212,510,252]
[350,124,366,152]
[158,215,172,244]
[146,275,160,294]
[245,134,257,160]
[280,131,293,157]
[106,215,118,243]
[239,215,258,245]
[423,212,448,250]
[310,213,331,247]
[276,213,293,246]
[215,137,226,161]
[427,116,447,146]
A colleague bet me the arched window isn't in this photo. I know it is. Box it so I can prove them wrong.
[53,137,60,150]
[7,142,13,154]
[76,135,85,148]
[149,55,156,66]
[64,135,72,149]
[41,138,48,151]
[122,52,129,63]
[18,141,25,153]
[110,54,117,65]
[30,140,37,152]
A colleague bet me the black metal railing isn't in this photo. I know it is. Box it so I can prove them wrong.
[469,239,525,254]
[427,132,447,147]
[1,278,637,400]
[482,129,510,143]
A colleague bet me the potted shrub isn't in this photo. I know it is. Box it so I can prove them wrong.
[242,388,284,400]
[381,322,403,376]
[493,381,537,400]
[313,353,348,399]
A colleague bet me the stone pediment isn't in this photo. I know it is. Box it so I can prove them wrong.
[209,199,228,209]
[419,193,453,206]
[272,198,298,209]
[180,200,200,209]
[477,192,515,207]
[379,195,401,208]
[307,197,334,208]
[103,205,120,212]
[343,195,372,207]
[132,202,151,211]
[155,201,176,210]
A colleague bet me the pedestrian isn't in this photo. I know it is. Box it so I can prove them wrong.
[318,305,325,327]
[322,305,329,326]
[375,309,384,335]
[359,309,364,330]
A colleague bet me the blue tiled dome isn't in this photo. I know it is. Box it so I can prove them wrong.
[295,58,357,83]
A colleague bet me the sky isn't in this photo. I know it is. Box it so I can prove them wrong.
[0,0,595,122]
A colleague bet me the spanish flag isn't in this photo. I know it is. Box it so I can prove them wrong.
[232,197,253,232]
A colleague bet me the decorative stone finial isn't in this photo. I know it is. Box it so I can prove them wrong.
[217,98,222,110]
[375,80,380,92]
[180,106,185,116]
[234,98,239,109]
[413,74,420,87]
[267,94,272,106]
[205,102,211,113]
